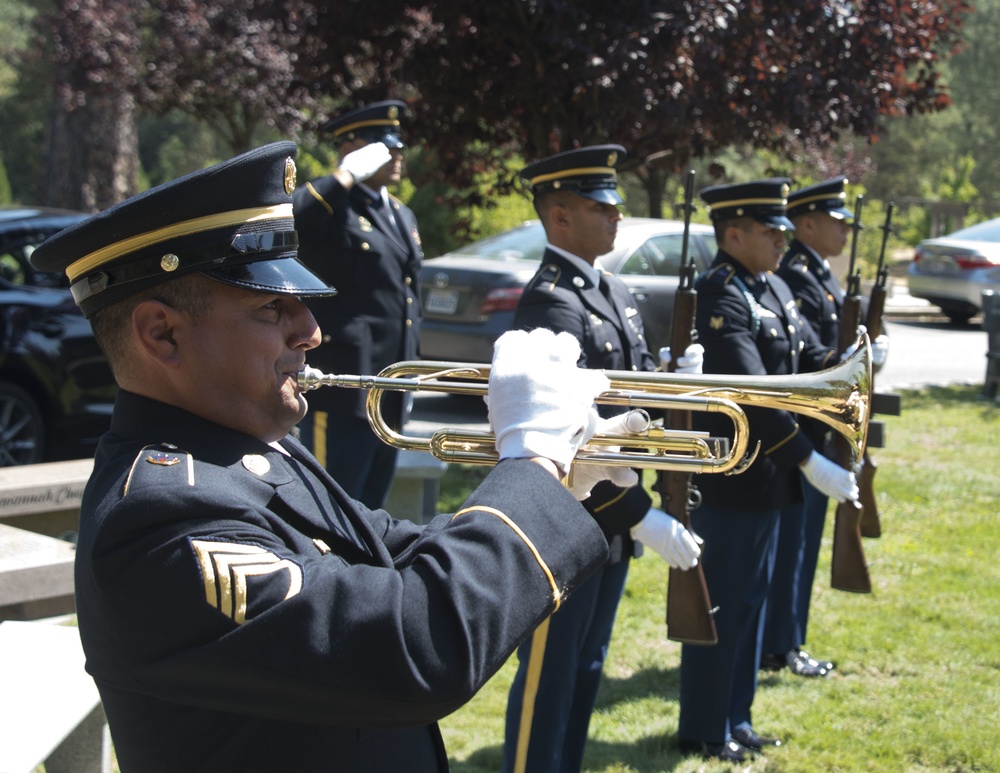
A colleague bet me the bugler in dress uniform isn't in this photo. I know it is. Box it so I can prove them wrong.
[30,142,613,773]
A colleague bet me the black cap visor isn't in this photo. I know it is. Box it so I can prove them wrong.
[576,187,624,205]
[207,256,336,297]
[756,214,796,231]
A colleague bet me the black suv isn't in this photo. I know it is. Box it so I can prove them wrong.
[0,206,116,465]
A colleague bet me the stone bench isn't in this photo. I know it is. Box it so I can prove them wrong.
[0,523,77,621]
[0,459,92,621]
[0,458,92,539]
[0,620,110,773]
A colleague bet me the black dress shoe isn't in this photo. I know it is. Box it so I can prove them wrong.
[786,648,832,677]
[798,648,835,672]
[677,738,750,762]
[731,726,783,751]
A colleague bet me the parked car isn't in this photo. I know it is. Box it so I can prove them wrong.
[419,217,718,363]
[0,206,116,465]
[907,217,1000,324]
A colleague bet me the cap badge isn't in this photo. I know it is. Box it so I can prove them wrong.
[242,454,271,476]
[608,151,618,166]
[160,254,180,272]
[284,157,297,195]
[781,183,790,197]
[388,105,399,120]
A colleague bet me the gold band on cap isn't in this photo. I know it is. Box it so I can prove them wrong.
[789,191,847,208]
[66,204,293,282]
[707,196,787,211]
[334,118,401,137]
[530,166,617,186]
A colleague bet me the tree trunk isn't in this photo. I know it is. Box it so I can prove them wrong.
[643,165,668,219]
[40,90,138,212]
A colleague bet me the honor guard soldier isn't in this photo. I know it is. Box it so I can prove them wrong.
[293,100,423,508]
[502,145,703,773]
[762,176,889,678]
[676,179,859,762]
[30,141,646,773]
[762,176,855,678]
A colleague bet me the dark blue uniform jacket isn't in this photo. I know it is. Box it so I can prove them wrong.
[514,249,655,560]
[75,391,609,772]
[692,251,837,509]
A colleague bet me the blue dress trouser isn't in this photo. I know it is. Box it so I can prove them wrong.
[503,559,630,773]
[678,504,780,743]
[763,476,827,655]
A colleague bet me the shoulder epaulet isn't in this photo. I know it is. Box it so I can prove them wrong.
[124,443,194,496]
[786,252,809,272]
[527,263,562,291]
[698,263,735,287]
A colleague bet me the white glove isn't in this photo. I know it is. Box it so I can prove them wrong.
[487,329,609,474]
[658,342,705,374]
[565,409,648,501]
[339,142,392,183]
[840,324,868,361]
[630,507,702,569]
[800,451,859,503]
[872,333,889,369]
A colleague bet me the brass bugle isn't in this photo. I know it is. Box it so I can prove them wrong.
[297,336,871,473]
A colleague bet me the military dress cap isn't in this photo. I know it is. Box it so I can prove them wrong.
[520,144,627,205]
[700,177,795,231]
[787,176,854,221]
[321,100,407,149]
[29,141,335,318]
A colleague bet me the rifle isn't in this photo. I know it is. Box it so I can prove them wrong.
[660,170,718,644]
[830,194,872,594]
[858,203,895,539]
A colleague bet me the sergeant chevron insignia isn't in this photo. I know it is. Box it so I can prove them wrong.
[190,540,303,624]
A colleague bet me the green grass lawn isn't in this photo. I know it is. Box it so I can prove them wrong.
[438,385,1000,773]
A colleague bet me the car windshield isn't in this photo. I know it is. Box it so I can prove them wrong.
[452,222,547,261]
[948,218,1000,242]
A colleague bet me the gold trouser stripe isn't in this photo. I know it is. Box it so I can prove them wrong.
[452,505,562,610]
[305,181,334,216]
[514,617,552,773]
[314,411,328,467]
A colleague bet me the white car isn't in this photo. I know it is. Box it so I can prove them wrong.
[907,217,1000,324]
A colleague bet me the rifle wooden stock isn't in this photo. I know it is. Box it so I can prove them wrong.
[660,169,718,645]
[831,497,872,593]
[830,218,872,594]
[860,286,885,538]
[858,203,893,539]
[858,454,881,538]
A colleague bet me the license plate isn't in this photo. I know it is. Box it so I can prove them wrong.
[426,289,459,315]
[923,259,951,274]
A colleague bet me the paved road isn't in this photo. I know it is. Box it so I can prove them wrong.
[877,317,989,392]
